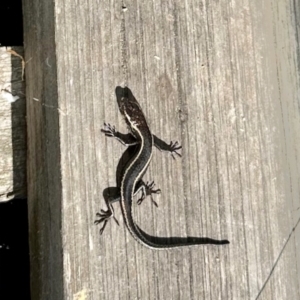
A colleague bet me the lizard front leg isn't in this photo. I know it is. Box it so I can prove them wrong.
[102,123,182,158]
[101,123,137,146]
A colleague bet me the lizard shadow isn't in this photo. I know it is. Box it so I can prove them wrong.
[102,145,138,204]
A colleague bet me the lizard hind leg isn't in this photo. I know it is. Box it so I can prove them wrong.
[95,180,161,234]
[95,187,120,234]
[136,181,161,207]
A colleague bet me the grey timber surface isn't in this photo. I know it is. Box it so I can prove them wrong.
[22,0,300,299]
[0,47,26,201]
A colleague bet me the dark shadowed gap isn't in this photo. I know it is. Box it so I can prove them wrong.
[0,0,23,46]
[0,199,30,299]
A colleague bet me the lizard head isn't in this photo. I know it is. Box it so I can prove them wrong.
[115,86,148,131]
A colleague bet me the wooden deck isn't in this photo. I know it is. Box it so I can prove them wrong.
[21,0,300,299]
[0,47,26,201]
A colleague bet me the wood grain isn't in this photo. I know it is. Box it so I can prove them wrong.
[23,0,300,299]
[0,47,26,201]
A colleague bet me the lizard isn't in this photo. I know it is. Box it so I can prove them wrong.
[95,86,229,249]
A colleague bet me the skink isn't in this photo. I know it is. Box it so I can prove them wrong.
[96,86,229,249]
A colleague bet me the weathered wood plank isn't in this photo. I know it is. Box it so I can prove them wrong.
[23,0,300,299]
[0,47,26,201]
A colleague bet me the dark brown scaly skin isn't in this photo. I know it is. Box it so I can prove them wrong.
[96,87,229,249]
